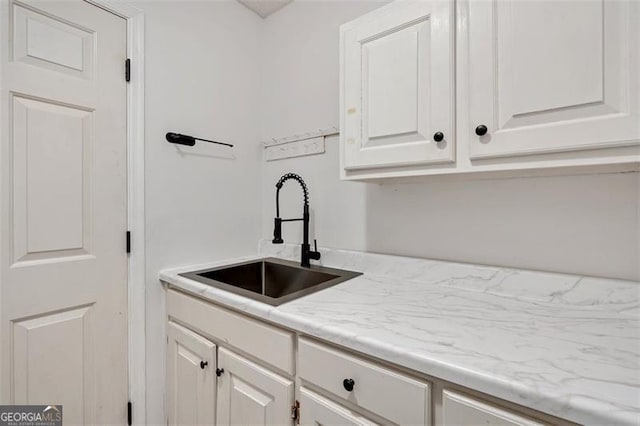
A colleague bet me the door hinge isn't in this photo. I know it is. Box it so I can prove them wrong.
[127,401,132,425]
[291,400,300,424]
[125,58,131,82]
[126,231,131,254]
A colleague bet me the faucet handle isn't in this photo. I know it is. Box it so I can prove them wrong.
[310,239,321,261]
[272,218,284,244]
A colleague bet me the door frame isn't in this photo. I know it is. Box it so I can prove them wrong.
[0,0,146,423]
[85,1,146,424]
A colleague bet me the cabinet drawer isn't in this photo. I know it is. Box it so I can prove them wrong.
[166,289,294,374]
[298,337,430,425]
[442,390,544,426]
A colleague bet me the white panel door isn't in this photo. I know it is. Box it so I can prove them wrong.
[341,0,454,171]
[167,322,216,426]
[467,0,640,159]
[299,387,379,426]
[0,0,128,423]
[217,347,294,426]
[442,390,543,426]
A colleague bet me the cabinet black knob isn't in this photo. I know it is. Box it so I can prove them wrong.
[343,378,355,392]
[200,361,208,369]
[475,125,488,136]
[433,132,444,142]
[216,368,225,377]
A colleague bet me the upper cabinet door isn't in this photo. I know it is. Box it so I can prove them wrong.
[341,0,455,172]
[468,0,640,159]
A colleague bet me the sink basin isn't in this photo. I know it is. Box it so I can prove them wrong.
[179,257,362,305]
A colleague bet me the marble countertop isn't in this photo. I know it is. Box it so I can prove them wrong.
[159,241,640,426]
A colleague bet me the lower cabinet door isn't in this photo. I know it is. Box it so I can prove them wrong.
[167,321,217,425]
[217,347,294,425]
[299,387,379,426]
[442,390,543,426]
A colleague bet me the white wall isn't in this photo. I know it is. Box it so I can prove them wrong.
[259,0,640,282]
[128,1,263,423]
[259,0,387,260]
[133,0,639,423]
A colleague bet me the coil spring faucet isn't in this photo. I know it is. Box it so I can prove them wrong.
[272,173,321,268]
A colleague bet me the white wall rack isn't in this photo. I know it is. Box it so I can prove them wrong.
[263,127,339,161]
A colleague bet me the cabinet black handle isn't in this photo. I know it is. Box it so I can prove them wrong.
[200,361,208,369]
[343,378,355,392]
[433,132,444,142]
[216,368,225,377]
[475,125,488,136]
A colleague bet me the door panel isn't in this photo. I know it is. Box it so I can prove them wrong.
[12,2,93,79]
[468,0,640,158]
[0,0,128,423]
[167,322,216,426]
[217,347,293,426]
[342,0,454,170]
[13,306,93,425]
[364,24,424,141]
[12,95,92,262]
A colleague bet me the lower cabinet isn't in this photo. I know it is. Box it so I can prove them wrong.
[167,321,217,426]
[216,347,294,425]
[166,289,566,426]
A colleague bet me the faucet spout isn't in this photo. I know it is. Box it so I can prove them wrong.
[272,173,321,267]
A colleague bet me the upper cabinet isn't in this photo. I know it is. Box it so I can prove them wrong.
[468,0,640,159]
[340,0,455,173]
[340,0,640,181]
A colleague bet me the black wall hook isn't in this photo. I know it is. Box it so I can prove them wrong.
[166,132,234,148]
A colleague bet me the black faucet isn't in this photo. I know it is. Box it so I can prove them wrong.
[272,173,321,268]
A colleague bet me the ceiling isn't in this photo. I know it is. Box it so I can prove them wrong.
[237,0,293,18]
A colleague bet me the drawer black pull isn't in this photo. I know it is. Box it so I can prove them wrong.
[216,368,225,377]
[433,132,444,142]
[475,125,488,136]
[200,361,208,369]
[343,378,355,392]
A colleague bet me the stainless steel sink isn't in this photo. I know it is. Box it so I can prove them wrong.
[179,257,362,306]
